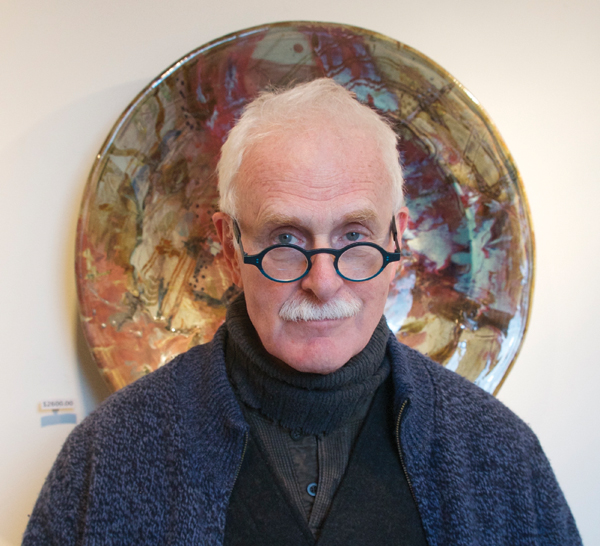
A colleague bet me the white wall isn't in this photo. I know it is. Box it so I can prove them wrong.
[1,0,598,543]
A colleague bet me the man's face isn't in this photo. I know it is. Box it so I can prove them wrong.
[214,123,407,374]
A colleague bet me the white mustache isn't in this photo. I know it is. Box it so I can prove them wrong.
[279,294,362,322]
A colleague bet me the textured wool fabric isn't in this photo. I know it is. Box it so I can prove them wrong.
[23,324,583,545]
[226,294,390,435]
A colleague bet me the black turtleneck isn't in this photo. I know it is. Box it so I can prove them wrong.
[225,294,391,536]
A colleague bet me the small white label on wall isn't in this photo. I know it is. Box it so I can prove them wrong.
[39,399,75,412]
[39,399,77,427]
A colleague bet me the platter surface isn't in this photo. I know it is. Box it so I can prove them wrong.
[76,22,534,394]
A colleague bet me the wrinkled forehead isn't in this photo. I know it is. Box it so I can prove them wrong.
[239,117,390,177]
[235,124,395,230]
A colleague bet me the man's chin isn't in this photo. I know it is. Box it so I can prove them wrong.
[281,356,348,375]
[270,333,360,375]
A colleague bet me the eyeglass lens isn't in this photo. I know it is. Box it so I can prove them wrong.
[261,245,385,282]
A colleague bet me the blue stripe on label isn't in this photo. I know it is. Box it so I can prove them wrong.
[41,413,77,427]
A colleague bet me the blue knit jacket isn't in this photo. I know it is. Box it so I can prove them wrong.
[23,325,582,545]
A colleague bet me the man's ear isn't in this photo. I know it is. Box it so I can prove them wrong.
[395,206,409,238]
[212,212,243,288]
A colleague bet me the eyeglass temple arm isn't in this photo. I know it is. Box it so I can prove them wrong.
[231,219,249,256]
[390,216,401,253]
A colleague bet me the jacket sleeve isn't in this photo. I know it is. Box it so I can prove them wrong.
[21,374,176,545]
[22,416,99,546]
[396,344,583,546]
[526,434,582,545]
[21,339,246,546]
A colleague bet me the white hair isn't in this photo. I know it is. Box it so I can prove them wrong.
[216,78,404,218]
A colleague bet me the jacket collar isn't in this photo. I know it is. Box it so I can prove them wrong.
[387,332,434,459]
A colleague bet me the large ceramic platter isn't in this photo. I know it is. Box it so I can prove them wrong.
[76,22,534,395]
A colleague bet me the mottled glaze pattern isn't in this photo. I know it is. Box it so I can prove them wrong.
[76,22,534,394]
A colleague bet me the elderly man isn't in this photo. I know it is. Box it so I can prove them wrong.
[24,79,581,545]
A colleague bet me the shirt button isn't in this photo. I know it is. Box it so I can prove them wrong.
[290,429,302,440]
[307,482,318,497]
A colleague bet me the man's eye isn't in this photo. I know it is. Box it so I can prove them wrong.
[276,233,296,245]
[345,232,362,242]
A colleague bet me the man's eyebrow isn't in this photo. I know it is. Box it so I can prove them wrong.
[258,212,305,228]
[258,209,381,228]
[339,210,380,225]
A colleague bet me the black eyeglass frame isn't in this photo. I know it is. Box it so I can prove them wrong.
[231,217,402,283]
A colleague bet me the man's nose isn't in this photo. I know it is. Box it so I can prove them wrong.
[300,252,344,300]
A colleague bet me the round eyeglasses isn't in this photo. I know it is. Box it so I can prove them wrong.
[232,218,402,283]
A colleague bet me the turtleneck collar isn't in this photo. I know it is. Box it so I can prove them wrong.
[225,294,390,435]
